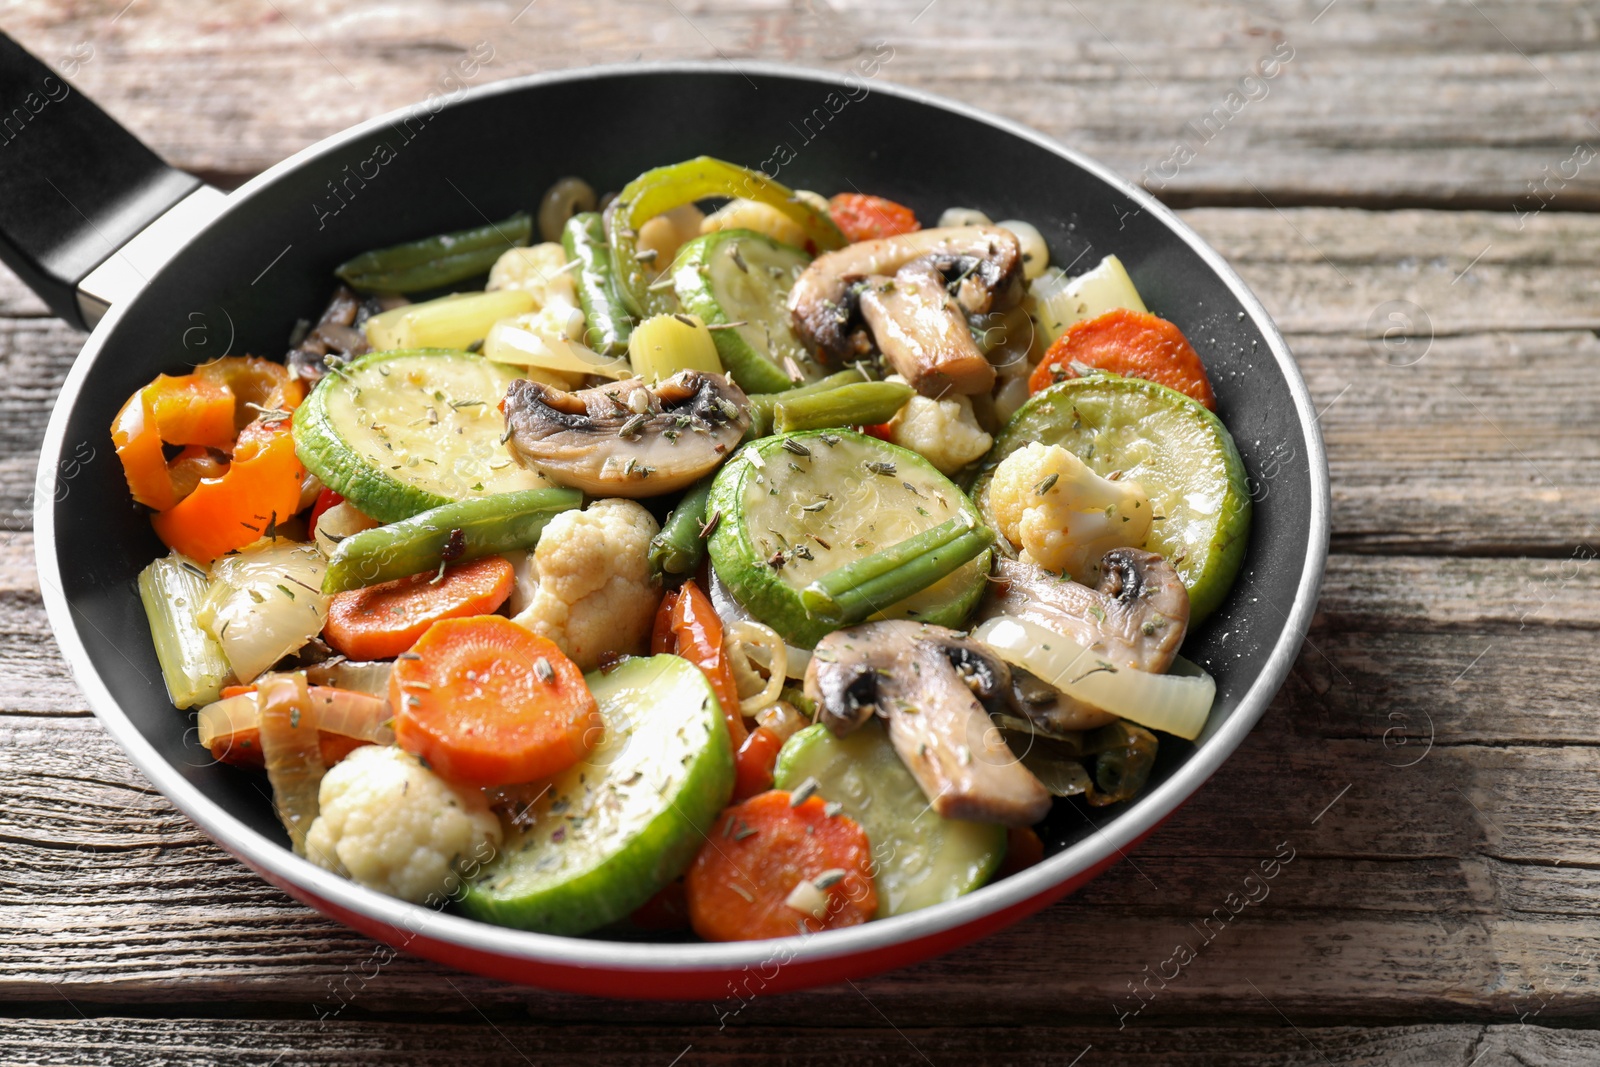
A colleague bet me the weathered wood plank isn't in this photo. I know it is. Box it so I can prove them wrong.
[5,0,1599,208]
[0,1018,1531,1067]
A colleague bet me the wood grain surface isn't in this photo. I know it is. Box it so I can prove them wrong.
[1,1,1596,1064]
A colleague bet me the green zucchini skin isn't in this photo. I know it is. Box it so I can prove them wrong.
[562,212,633,357]
[968,374,1252,622]
[292,348,549,524]
[706,429,991,648]
[458,655,735,935]
[774,722,1007,917]
[670,228,818,394]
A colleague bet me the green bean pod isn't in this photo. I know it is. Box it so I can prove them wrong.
[562,211,634,356]
[323,487,582,593]
[773,381,913,434]
[648,476,715,580]
[799,516,996,626]
[335,212,533,292]
[746,367,871,438]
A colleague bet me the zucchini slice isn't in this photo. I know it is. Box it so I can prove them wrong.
[706,429,990,648]
[969,374,1251,622]
[774,721,1006,917]
[671,228,820,393]
[458,655,735,935]
[293,349,548,523]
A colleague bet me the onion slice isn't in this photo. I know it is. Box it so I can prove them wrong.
[255,672,325,856]
[972,615,1215,741]
[727,619,788,715]
[198,686,394,763]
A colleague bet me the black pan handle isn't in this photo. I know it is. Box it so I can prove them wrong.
[0,32,202,329]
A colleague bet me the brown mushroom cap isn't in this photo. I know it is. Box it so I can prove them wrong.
[501,370,750,496]
[805,620,1053,826]
[788,226,1024,396]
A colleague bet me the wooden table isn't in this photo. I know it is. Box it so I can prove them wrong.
[4,2,1598,1062]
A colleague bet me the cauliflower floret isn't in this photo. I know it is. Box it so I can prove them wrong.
[511,498,660,670]
[988,442,1153,583]
[305,745,501,905]
[885,376,994,476]
[487,242,577,310]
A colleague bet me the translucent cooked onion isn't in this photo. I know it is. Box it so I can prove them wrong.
[483,312,631,380]
[973,615,1215,741]
[255,673,325,857]
[197,541,331,684]
[726,619,787,715]
[707,568,811,679]
[197,685,395,751]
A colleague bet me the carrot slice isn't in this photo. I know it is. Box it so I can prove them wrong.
[660,580,747,750]
[686,791,878,941]
[149,419,305,564]
[828,193,920,243]
[145,373,238,448]
[732,726,784,801]
[391,615,600,788]
[324,555,515,661]
[1029,308,1217,410]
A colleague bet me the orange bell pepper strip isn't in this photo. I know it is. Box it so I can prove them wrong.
[145,373,238,448]
[111,388,177,511]
[150,419,306,564]
[195,356,306,431]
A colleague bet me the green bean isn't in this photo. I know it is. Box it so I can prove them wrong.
[335,212,533,292]
[799,516,995,625]
[746,367,871,438]
[562,212,633,356]
[773,381,913,433]
[648,476,715,580]
[323,488,581,593]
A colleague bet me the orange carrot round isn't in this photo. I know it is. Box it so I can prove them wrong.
[391,616,600,788]
[829,193,920,243]
[686,791,878,941]
[324,555,515,661]
[1030,308,1217,410]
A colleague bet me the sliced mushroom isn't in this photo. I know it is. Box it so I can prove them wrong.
[788,226,1024,397]
[501,370,751,496]
[984,550,1191,673]
[805,620,1052,826]
[286,286,406,382]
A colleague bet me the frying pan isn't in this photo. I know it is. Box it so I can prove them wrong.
[10,32,1329,998]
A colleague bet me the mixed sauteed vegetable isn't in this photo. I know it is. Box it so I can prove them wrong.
[116,158,1250,941]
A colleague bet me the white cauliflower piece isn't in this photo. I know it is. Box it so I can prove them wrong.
[487,242,578,311]
[885,375,994,476]
[511,498,660,670]
[305,745,502,905]
[988,442,1153,583]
